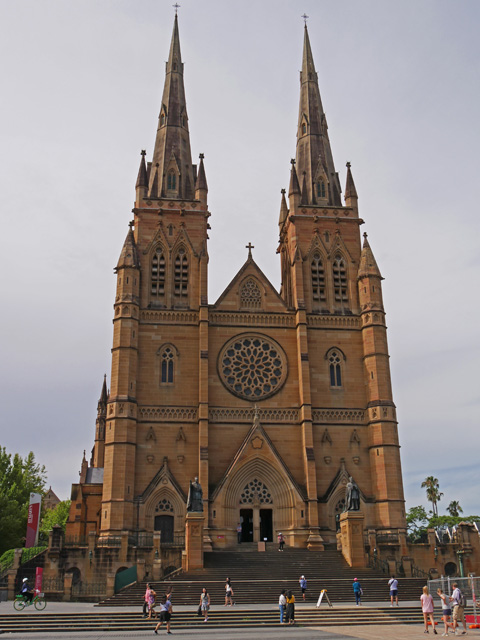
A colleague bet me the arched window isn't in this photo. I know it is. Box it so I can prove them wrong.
[174,247,188,298]
[333,254,348,303]
[326,348,345,388]
[311,252,326,302]
[161,347,175,384]
[151,246,166,297]
[240,278,262,309]
[167,171,177,191]
[302,123,307,135]
[316,180,326,198]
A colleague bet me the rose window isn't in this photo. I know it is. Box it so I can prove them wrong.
[218,334,287,400]
[155,498,174,513]
[240,478,273,504]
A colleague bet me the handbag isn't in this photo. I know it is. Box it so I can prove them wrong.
[197,605,202,616]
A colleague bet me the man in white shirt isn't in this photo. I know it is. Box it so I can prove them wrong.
[388,576,399,606]
[450,583,467,635]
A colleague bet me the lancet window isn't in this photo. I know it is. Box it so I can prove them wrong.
[167,171,177,191]
[332,254,348,303]
[327,348,344,388]
[160,346,175,384]
[174,247,188,298]
[151,245,166,297]
[311,252,326,302]
[316,179,326,199]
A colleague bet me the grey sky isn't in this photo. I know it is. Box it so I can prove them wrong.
[1,0,479,516]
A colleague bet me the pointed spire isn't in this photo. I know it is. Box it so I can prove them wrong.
[358,233,383,280]
[295,24,341,206]
[300,171,309,205]
[116,222,140,271]
[278,189,289,228]
[195,153,208,191]
[99,374,108,406]
[149,14,194,200]
[288,159,301,196]
[344,161,358,205]
[135,150,148,189]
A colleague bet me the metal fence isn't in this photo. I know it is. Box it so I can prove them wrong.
[42,577,64,592]
[160,534,185,549]
[428,575,479,621]
[64,535,89,547]
[72,581,107,596]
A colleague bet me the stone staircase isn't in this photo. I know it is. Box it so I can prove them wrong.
[99,547,426,606]
[0,606,433,634]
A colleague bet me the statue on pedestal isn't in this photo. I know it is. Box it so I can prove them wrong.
[187,477,203,512]
[344,476,360,511]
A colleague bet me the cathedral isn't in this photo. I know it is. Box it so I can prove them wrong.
[67,14,406,555]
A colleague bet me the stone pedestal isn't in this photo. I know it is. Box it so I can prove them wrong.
[185,512,204,571]
[339,511,366,568]
[307,528,325,551]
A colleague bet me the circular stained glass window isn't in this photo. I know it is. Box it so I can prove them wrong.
[218,333,287,400]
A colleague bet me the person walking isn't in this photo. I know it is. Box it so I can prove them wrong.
[278,589,286,624]
[352,577,362,606]
[388,576,399,606]
[147,585,157,620]
[225,578,234,606]
[285,590,295,625]
[277,532,285,551]
[199,587,210,623]
[299,575,307,601]
[450,582,468,635]
[154,594,173,635]
[421,585,437,634]
[143,583,152,617]
[437,588,454,636]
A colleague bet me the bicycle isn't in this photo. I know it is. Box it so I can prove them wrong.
[13,590,47,611]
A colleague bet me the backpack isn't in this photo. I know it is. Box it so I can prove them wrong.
[459,591,467,608]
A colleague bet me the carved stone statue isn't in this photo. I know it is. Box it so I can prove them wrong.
[187,477,203,512]
[344,476,360,511]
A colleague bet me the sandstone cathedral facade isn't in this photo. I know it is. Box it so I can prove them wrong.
[67,15,407,554]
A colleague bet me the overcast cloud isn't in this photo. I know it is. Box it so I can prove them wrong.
[1,0,479,517]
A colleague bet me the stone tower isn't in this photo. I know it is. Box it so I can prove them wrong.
[67,16,406,553]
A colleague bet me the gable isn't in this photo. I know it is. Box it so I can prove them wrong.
[213,257,288,313]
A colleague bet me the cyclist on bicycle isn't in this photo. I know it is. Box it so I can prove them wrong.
[19,578,34,604]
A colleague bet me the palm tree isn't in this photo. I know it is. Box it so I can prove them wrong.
[421,476,444,517]
[447,501,463,518]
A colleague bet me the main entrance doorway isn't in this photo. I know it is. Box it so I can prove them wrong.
[240,509,253,542]
[154,514,174,543]
[260,508,273,542]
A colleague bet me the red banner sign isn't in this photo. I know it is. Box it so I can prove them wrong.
[25,493,42,548]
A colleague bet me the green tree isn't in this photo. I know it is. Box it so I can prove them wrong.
[39,500,71,537]
[421,476,443,517]
[406,505,428,540]
[0,447,47,555]
[447,500,463,518]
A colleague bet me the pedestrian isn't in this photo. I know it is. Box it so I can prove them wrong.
[199,587,210,623]
[388,575,399,606]
[147,585,157,620]
[278,589,286,624]
[352,577,362,606]
[277,532,285,551]
[143,583,151,617]
[154,594,173,634]
[225,578,234,606]
[449,581,468,635]
[285,590,295,624]
[437,588,454,636]
[236,522,242,544]
[299,575,307,601]
[420,585,437,634]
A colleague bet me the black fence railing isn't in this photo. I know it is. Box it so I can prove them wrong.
[64,535,89,547]
[72,581,106,596]
[160,534,185,549]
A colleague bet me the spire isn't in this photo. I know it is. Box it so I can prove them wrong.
[135,150,148,189]
[288,159,300,196]
[116,222,140,271]
[345,161,358,206]
[98,374,108,407]
[358,233,383,280]
[278,189,289,228]
[195,154,208,191]
[295,24,341,206]
[148,14,195,200]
